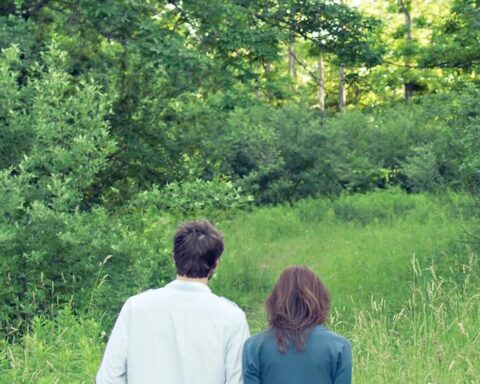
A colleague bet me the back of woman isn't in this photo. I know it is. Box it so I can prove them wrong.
[242,267,352,384]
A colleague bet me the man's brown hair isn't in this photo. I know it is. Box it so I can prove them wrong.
[266,266,330,353]
[173,219,224,278]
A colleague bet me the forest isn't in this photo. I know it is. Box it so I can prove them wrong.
[0,0,479,382]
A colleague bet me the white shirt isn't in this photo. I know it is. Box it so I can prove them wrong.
[96,280,250,384]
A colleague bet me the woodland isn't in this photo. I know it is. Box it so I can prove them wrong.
[1,0,480,382]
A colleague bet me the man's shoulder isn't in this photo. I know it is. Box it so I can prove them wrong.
[217,295,240,309]
[128,288,155,301]
[210,294,245,318]
[127,287,244,313]
[124,288,166,308]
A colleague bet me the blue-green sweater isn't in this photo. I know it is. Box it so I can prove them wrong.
[242,325,352,384]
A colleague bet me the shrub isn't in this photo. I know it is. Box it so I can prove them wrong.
[401,145,443,192]
[0,45,174,332]
[131,178,254,218]
[450,87,480,191]
[231,104,341,203]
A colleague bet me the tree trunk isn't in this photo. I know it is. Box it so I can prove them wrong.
[338,0,346,111]
[264,61,271,99]
[338,64,346,112]
[288,43,297,83]
[317,56,325,112]
[255,78,260,101]
[401,0,414,102]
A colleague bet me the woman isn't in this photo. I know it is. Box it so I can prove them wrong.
[242,266,352,384]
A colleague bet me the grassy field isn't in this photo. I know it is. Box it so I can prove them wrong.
[1,190,479,383]
[213,190,476,328]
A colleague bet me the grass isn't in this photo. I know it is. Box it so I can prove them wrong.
[348,253,480,383]
[2,190,479,383]
[212,190,475,331]
[0,308,103,383]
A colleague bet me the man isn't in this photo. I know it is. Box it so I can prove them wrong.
[96,219,250,384]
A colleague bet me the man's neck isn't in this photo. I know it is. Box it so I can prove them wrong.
[176,274,209,285]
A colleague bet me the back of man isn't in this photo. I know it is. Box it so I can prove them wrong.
[96,220,250,384]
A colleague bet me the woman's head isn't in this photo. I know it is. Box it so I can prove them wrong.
[266,266,330,353]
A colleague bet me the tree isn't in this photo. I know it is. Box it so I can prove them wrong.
[398,0,414,101]
[0,45,116,330]
[317,56,326,112]
[423,0,480,71]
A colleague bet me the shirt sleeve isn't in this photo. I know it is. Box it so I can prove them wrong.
[333,340,352,384]
[225,311,250,384]
[96,299,132,384]
[242,338,261,384]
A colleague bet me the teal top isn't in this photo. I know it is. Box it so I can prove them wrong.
[242,325,352,384]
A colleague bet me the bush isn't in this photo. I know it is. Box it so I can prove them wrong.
[216,92,480,201]
[402,145,443,192]
[449,87,480,191]
[227,104,341,203]
[131,178,254,218]
[0,45,175,333]
[0,44,113,331]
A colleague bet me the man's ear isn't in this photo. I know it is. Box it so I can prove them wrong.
[209,258,221,277]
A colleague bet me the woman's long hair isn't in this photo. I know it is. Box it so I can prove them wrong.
[266,266,330,353]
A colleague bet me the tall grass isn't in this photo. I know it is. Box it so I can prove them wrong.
[2,253,478,383]
[1,190,478,383]
[0,308,103,383]
[347,252,480,383]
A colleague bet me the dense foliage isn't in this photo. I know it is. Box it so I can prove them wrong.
[0,1,479,381]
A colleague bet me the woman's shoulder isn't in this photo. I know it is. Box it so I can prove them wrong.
[245,329,274,347]
[310,325,351,349]
[244,329,280,357]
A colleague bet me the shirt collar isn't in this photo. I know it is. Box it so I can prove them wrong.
[166,279,212,293]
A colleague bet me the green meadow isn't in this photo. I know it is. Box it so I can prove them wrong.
[214,190,471,321]
[2,190,479,383]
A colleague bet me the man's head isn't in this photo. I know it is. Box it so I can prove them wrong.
[173,219,224,278]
